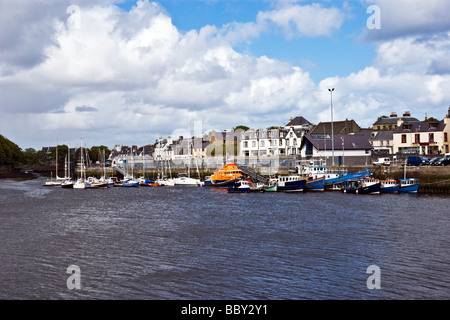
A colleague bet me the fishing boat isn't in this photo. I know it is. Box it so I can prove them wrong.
[399,178,420,193]
[203,163,243,187]
[249,181,266,192]
[380,179,399,193]
[264,179,278,192]
[305,177,325,191]
[342,178,381,195]
[276,175,307,192]
[399,162,419,193]
[296,159,370,190]
[227,180,251,193]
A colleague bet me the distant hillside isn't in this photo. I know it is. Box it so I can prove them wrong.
[0,134,24,165]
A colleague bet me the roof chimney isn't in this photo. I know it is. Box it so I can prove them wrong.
[390,112,397,118]
[403,111,411,117]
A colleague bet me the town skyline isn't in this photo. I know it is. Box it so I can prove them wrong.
[2,0,450,150]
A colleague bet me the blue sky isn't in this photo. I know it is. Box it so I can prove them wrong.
[116,0,377,82]
[1,0,450,149]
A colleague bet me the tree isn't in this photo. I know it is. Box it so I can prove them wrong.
[0,135,24,165]
[233,125,249,132]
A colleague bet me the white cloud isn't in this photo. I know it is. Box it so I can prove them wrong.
[1,0,450,150]
[0,0,319,148]
[257,3,344,39]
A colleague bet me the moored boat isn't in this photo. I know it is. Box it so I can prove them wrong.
[173,173,201,186]
[86,176,109,189]
[380,179,399,193]
[203,163,243,188]
[264,179,278,192]
[399,178,420,193]
[276,175,306,192]
[227,180,251,193]
[342,178,381,195]
[61,179,74,188]
[305,177,325,191]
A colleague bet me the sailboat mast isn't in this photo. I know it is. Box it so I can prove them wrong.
[56,138,58,179]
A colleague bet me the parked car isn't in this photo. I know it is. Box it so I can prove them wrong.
[373,157,391,166]
[435,156,450,166]
[407,156,430,166]
[429,157,442,165]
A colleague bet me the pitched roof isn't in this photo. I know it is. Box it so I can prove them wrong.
[373,116,418,125]
[394,120,445,133]
[286,116,312,127]
[302,133,373,151]
[310,119,361,135]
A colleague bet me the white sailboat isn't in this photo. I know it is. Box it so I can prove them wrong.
[173,124,203,186]
[73,139,87,189]
[43,140,65,186]
[61,145,74,188]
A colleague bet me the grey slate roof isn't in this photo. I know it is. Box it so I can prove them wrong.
[286,116,312,127]
[302,133,373,151]
[394,120,445,133]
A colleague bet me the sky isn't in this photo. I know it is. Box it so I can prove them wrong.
[1,0,450,150]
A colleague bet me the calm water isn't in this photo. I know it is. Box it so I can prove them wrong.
[0,177,449,300]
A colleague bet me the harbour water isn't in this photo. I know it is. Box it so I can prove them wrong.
[0,177,449,300]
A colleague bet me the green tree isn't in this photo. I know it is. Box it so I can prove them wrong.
[0,135,24,165]
[233,125,250,132]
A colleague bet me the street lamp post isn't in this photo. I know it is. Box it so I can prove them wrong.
[328,88,335,166]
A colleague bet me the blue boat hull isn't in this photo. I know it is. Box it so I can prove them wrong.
[381,185,399,193]
[399,184,419,193]
[278,179,306,192]
[325,170,371,185]
[306,178,324,191]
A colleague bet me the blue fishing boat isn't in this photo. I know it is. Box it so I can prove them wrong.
[342,178,381,195]
[305,177,325,191]
[296,159,370,190]
[380,179,399,193]
[399,178,419,193]
[277,175,307,192]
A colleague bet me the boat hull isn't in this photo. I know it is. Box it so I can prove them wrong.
[278,179,306,192]
[343,182,381,195]
[227,186,250,193]
[203,178,240,188]
[399,185,419,193]
[381,185,399,193]
[306,177,324,191]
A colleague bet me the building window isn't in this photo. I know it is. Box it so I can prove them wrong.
[415,134,420,144]
[252,141,256,148]
[445,132,448,143]
[260,140,265,148]
[402,134,407,143]
[429,133,434,143]
[243,141,248,148]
